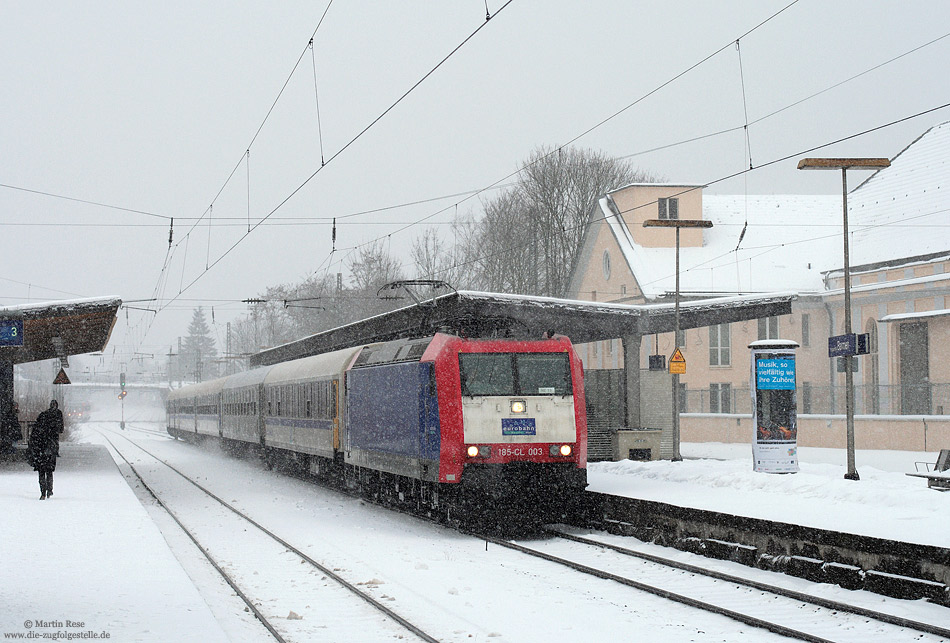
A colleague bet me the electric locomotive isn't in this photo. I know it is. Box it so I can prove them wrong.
[167,332,587,523]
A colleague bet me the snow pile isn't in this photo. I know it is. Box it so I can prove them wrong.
[588,443,949,548]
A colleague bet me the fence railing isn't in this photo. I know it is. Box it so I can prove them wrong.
[682,383,950,416]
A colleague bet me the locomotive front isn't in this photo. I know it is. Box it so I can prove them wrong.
[430,335,588,514]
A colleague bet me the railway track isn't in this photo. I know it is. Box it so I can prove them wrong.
[484,529,950,642]
[96,427,441,643]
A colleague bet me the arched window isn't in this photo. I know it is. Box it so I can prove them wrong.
[602,250,611,280]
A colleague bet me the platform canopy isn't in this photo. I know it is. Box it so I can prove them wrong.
[251,290,794,367]
[0,296,122,365]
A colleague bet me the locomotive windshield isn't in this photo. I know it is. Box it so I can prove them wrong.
[459,353,572,397]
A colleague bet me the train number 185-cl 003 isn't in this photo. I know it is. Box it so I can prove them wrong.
[496,446,545,457]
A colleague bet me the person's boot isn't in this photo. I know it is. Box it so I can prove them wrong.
[40,491,46,500]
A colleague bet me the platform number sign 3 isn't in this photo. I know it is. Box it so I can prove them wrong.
[0,320,24,347]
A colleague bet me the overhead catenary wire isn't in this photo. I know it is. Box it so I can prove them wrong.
[6,22,946,239]
[310,38,326,167]
[324,0,806,276]
[156,1,514,316]
[396,103,950,294]
[36,4,938,351]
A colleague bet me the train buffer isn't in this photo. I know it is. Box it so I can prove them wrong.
[906,449,950,490]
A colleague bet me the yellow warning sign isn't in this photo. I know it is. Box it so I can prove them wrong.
[53,368,71,385]
[669,348,686,375]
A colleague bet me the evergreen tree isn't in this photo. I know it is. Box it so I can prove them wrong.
[178,307,218,382]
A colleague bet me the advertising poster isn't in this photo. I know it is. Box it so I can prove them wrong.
[751,352,799,473]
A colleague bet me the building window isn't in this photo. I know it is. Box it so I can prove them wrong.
[710,383,732,413]
[801,381,812,414]
[709,323,731,366]
[602,250,611,280]
[659,197,679,220]
[758,316,779,340]
[801,313,810,347]
[621,284,627,295]
[591,290,597,302]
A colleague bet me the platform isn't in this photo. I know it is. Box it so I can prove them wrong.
[0,444,227,641]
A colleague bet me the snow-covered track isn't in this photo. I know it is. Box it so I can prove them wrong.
[119,422,173,439]
[485,533,950,643]
[97,428,441,643]
[547,527,950,640]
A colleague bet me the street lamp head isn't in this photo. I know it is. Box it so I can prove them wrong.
[797,158,890,171]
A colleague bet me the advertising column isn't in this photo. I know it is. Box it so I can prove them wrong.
[749,340,800,473]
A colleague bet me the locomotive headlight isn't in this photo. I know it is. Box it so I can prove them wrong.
[560,444,573,457]
[466,445,491,458]
[510,399,527,414]
[467,446,479,458]
[550,444,573,457]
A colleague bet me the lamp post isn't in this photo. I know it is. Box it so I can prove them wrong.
[797,157,890,481]
[643,217,714,461]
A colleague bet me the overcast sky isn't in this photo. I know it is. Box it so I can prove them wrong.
[3,1,949,375]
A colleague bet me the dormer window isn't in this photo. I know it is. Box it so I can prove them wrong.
[658,197,678,220]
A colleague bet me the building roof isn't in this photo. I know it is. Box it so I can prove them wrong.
[0,296,121,365]
[250,290,792,367]
[602,193,840,298]
[597,120,950,300]
[848,120,950,267]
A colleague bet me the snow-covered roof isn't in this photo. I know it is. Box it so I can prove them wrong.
[880,308,950,323]
[602,121,950,300]
[848,121,950,267]
[0,296,121,365]
[603,194,840,299]
[0,295,121,315]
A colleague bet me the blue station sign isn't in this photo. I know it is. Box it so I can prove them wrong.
[828,333,856,357]
[0,320,24,347]
[756,357,796,390]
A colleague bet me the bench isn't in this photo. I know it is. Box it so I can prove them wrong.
[906,449,950,490]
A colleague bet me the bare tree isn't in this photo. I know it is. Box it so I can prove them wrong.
[477,146,657,296]
[410,226,478,290]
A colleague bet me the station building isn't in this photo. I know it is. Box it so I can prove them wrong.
[565,121,950,452]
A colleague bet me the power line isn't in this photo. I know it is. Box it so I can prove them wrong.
[326,0,807,275]
[0,182,171,220]
[418,103,950,289]
[157,1,514,316]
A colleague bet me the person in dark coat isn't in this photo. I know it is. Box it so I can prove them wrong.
[1,402,22,455]
[30,400,63,500]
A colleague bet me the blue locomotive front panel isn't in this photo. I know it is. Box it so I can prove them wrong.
[345,361,440,481]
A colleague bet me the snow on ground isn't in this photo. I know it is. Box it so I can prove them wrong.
[2,420,948,642]
[78,423,795,642]
[0,444,227,642]
[588,442,949,549]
